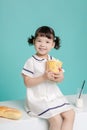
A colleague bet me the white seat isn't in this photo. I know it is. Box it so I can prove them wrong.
[0,94,87,130]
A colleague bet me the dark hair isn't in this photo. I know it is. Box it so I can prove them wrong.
[28,26,61,49]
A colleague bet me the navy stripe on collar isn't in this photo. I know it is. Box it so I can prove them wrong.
[38,103,70,116]
[32,55,53,61]
[50,56,52,60]
[32,55,45,61]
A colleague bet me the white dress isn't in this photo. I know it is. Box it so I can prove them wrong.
[22,54,73,119]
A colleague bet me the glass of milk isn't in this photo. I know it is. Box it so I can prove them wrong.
[75,88,84,108]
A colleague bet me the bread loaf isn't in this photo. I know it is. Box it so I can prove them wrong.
[0,106,22,120]
[46,60,62,73]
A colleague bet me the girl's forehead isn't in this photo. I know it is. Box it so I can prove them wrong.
[36,36,53,40]
[35,33,54,39]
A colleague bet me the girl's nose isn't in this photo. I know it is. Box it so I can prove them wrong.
[40,42,45,46]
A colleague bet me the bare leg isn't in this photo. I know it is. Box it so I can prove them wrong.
[61,109,75,130]
[48,114,63,130]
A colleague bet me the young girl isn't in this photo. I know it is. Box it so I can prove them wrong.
[22,26,75,130]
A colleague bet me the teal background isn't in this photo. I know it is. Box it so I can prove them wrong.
[0,0,87,101]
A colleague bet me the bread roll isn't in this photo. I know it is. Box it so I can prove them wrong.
[0,106,22,120]
[46,60,62,73]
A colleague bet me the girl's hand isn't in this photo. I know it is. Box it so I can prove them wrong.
[53,69,64,82]
[43,68,64,82]
[43,71,55,81]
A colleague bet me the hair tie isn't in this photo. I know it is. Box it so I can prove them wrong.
[54,37,56,40]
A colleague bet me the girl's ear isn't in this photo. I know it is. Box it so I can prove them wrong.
[52,42,55,48]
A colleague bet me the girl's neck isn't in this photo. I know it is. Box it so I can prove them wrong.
[36,53,48,59]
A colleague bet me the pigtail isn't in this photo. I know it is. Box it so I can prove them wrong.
[54,36,61,49]
[27,35,35,45]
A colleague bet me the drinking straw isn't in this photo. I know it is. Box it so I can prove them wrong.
[78,80,86,98]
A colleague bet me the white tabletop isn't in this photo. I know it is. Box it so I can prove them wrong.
[0,94,87,123]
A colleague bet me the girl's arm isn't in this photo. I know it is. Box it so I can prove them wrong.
[22,69,64,88]
[22,74,46,87]
[22,71,55,88]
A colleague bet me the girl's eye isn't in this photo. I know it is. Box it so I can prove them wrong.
[37,40,41,42]
[46,41,50,43]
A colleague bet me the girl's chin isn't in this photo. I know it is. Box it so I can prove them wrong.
[37,53,47,56]
[37,51,47,55]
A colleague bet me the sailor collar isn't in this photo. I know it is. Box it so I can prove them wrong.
[32,55,52,61]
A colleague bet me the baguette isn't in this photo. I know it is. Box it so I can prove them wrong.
[46,60,62,73]
[0,106,22,120]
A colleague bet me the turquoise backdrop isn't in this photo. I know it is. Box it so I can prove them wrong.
[0,0,87,101]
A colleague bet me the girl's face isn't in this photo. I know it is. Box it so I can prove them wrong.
[34,36,55,57]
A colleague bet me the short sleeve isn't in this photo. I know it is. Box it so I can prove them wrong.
[21,58,34,77]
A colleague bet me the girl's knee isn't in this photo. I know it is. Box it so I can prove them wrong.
[61,109,75,120]
[48,114,62,125]
[69,109,75,119]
